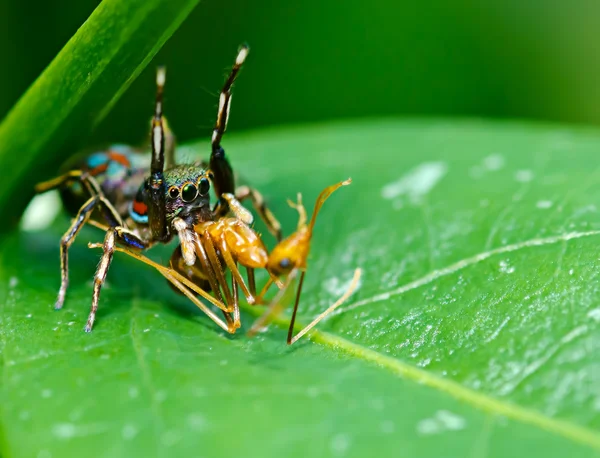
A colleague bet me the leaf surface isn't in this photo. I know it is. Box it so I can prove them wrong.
[2,120,600,457]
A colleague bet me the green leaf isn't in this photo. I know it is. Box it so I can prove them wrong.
[2,120,600,457]
[0,0,199,229]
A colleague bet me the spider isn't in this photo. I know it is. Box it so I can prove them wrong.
[35,45,282,331]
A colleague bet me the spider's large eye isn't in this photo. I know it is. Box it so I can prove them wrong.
[168,186,179,199]
[198,177,210,195]
[279,258,291,269]
[181,183,198,202]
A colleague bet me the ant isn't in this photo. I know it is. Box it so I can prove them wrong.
[35,46,281,331]
[93,179,362,344]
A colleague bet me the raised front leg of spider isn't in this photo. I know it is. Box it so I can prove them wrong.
[35,45,282,332]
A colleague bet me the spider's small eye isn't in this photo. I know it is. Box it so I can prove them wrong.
[199,177,210,195]
[168,186,179,199]
[181,183,198,202]
[208,171,215,181]
[279,258,291,269]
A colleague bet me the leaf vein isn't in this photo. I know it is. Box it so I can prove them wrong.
[337,230,600,316]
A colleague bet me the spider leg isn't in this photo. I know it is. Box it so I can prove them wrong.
[147,66,170,242]
[210,45,249,213]
[86,227,152,332]
[235,185,282,241]
[36,171,124,310]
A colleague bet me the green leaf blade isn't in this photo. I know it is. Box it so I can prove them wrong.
[0,0,199,228]
[2,120,600,457]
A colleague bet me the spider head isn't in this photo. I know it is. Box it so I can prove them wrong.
[163,165,213,224]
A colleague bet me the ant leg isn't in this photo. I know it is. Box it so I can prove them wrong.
[288,268,362,344]
[287,193,307,231]
[191,234,235,313]
[231,273,241,328]
[86,227,150,332]
[170,247,236,328]
[201,232,240,327]
[247,268,362,344]
[169,246,210,293]
[247,268,257,297]
[216,231,256,305]
[210,45,249,211]
[234,186,282,241]
[55,195,100,309]
[89,243,236,333]
[247,270,299,337]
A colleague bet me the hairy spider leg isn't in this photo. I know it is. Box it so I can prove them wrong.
[209,45,249,207]
[86,67,171,331]
[34,171,124,309]
[147,66,170,243]
[235,185,283,241]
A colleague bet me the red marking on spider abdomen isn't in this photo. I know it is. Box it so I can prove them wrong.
[108,151,131,168]
[132,199,148,216]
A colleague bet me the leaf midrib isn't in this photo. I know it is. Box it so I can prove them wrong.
[251,229,600,451]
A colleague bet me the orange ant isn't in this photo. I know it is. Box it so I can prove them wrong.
[90,179,361,343]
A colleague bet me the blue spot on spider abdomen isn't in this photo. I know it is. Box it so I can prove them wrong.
[60,144,151,220]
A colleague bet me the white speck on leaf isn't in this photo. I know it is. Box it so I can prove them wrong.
[42,389,53,398]
[187,413,207,431]
[537,200,553,209]
[417,410,466,435]
[21,190,62,232]
[587,308,600,322]
[483,154,504,171]
[143,328,150,333]
[381,162,447,207]
[128,386,139,399]
[122,424,138,440]
[9,277,18,288]
[499,260,515,274]
[515,169,534,182]
[52,423,76,439]
[381,420,395,434]
[330,433,351,456]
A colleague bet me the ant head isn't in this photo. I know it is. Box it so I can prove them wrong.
[266,232,309,276]
[163,165,213,223]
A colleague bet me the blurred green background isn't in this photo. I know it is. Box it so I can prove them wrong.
[1,0,599,148]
